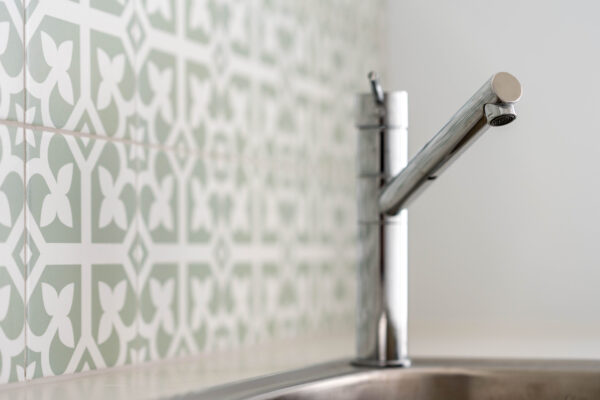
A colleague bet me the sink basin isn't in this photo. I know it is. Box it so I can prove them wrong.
[183,358,600,400]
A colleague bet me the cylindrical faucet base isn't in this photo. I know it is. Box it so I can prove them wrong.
[354,91,410,367]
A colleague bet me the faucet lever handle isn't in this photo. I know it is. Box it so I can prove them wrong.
[368,71,385,105]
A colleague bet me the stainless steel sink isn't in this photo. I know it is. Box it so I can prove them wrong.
[183,358,600,400]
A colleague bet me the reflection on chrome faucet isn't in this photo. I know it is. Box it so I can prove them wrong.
[354,72,522,367]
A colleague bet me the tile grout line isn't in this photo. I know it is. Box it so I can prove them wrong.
[0,118,177,151]
[0,119,357,185]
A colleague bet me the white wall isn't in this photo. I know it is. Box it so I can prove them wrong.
[387,0,600,358]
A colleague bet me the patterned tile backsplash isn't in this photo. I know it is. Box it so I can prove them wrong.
[0,0,385,383]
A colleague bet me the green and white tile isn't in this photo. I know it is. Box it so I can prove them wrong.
[187,159,255,350]
[26,130,82,244]
[91,140,136,243]
[26,263,81,378]
[137,50,177,147]
[135,147,256,356]
[253,154,358,339]
[26,130,138,377]
[136,0,255,159]
[140,0,176,35]
[26,0,136,137]
[92,264,137,368]
[135,146,180,360]
[184,60,210,151]
[138,148,178,244]
[255,82,307,165]
[254,161,313,339]
[0,125,25,383]
[89,140,138,367]
[26,130,80,378]
[0,0,24,122]
[137,262,179,360]
[1,0,386,382]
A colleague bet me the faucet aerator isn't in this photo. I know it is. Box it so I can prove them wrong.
[490,113,516,126]
[485,102,518,127]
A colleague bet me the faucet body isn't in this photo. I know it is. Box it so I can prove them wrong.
[354,72,522,367]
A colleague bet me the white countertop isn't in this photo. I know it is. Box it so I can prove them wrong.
[0,330,354,400]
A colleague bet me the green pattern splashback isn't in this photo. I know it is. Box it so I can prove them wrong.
[0,0,385,382]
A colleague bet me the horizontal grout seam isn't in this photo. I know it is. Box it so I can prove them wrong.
[0,119,357,185]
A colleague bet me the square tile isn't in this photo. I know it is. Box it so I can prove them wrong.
[26,1,136,138]
[0,124,25,383]
[26,129,138,377]
[136,148,256,356]
[137,0,254,158]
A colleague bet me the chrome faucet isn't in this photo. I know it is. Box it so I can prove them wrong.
[354,72,522,367]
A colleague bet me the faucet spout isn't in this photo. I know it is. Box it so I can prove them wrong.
[378,72,522,215]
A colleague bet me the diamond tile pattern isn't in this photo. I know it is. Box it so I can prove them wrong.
[0,0,385,383]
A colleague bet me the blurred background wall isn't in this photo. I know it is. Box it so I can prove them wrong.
[387,0,600,358]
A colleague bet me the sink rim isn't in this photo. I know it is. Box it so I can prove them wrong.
[182,357,600,400]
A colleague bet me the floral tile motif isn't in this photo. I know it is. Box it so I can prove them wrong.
[26,0,136,138]
[26,10,81,131]
[253,156,358,340]
[91,140,136,243]
[92,264,137,367]
[137,50,177,147]
[26,130,138,378]
[138,263,178,361]
[138,147,179,244]
[129,0,381,356]
[0,125,25,383]
[26,130,81,244]
[193,259,254,351]
[135,146,179,361]
[134,147,256,357]
[136,0,255,159]
[184,60,210,151]
[0,0,386,383]
[254,162,318,340]
[256,82,307,163]
[26,264,82,378]
[0,0,24,122]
